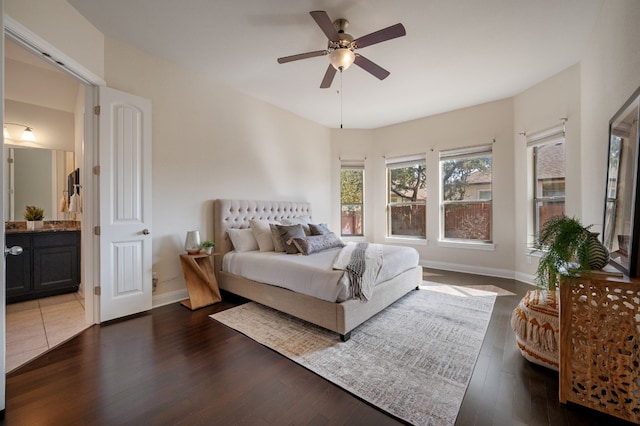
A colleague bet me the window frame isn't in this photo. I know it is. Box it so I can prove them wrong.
[340,161,365,237]
[528,124,566,237]
[385,154,427,239]
[439,144,493,243]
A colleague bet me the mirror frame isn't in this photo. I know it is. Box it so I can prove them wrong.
[603,85,640,276]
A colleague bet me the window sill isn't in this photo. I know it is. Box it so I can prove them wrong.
[437,239,495,251]
[341,235,367,243]
[383,236,428,246]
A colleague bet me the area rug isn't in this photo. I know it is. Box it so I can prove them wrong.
[210,282,496,425]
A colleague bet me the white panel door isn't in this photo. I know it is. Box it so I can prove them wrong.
[99,87,152,322]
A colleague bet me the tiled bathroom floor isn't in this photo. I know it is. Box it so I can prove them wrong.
[6,293,89,373]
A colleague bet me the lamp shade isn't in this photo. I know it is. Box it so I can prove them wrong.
[329,48,355,70]
[21,127,36,142]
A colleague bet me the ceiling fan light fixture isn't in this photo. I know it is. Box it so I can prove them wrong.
[329,48,355,70]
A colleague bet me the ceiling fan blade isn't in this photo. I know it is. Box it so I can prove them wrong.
[310,10,341,42]
[354,23,406,49]
[354,55,390,80]
[277,50,327,64]
[320,65,337,88]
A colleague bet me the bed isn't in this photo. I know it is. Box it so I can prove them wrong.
[213,199,423,341]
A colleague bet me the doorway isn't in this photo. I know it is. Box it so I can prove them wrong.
[4,37,92,371]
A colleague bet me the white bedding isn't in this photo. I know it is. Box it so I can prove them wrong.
[222,244,419,302]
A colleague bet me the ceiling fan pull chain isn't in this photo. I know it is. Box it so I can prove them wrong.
[340,69,343,129]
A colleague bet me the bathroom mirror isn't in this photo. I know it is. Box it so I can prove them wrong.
[3,146,75,221]
[603,86,640,276]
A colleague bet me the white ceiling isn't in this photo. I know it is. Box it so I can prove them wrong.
[66,0,603,129]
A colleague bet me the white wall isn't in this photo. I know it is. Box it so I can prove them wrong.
[332,98,516,278]
[513,64,581,282]
[5,0,104,80]
[580,0,640,228]
[103,38,332,295]
[4,99,74,151]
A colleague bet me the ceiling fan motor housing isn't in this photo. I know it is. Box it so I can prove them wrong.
[276,11,406,87]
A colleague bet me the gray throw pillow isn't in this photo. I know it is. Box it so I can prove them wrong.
[309,223,331,235]
[281,217,311,235]
[292,232,345,255]
[276,224,306,254]
[270,223,286,252]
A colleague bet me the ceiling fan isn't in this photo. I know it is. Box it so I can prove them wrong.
[277,11,406,89]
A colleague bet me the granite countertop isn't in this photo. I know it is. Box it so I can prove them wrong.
[5,221,81,233]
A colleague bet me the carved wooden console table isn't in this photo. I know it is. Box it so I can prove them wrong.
[559,274,640,423]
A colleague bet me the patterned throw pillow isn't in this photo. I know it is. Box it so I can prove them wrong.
[276,224,306,254]
[292,232,345,255]
[309,223,331,235]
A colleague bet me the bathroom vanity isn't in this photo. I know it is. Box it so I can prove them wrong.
[5,224,80,304]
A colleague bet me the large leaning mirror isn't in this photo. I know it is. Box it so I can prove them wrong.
[3,145,75,222]
[603,86,640,276]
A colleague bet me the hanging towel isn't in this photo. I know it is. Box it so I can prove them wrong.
[69,192,78,213]
[59,196,68,213]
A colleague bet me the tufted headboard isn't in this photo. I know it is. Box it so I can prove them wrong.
[213,199,312,258]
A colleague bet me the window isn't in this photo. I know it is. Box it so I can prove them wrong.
[386,155,426,238]
[340,161,364,236]
[528,124,565,235]
[440,145,492,242]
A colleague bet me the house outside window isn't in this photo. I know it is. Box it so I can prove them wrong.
[440,145,493,242]
[340,161,364,236]
[386,155,426,238]
[528,124,566,236]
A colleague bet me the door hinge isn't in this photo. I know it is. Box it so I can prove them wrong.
[93,165,100,175]
[94,286,101,296]
[94,226,101,236]
[94,105,101,115]
[7,157,13,164]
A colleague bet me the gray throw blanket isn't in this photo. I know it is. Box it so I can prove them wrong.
[333,242,383,301]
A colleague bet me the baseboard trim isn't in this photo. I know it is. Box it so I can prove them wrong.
[152,289,188,308]
[514,272,536,286]
[421,259,522,282]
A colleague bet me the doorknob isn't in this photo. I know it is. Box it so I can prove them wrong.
[4,245,23,256]
[142,229,150,235]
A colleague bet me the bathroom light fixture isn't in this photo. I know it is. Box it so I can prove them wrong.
[4,122,37,142]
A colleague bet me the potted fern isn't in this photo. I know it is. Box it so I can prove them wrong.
[24,205,45,230]
[532,215,602,290]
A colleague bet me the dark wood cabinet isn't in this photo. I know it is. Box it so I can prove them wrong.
[6,231,80,303]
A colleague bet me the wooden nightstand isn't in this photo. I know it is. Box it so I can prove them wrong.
[179,253,222,310]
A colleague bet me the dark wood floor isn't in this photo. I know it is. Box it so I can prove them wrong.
[2,269,637,425]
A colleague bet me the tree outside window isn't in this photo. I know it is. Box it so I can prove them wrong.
[387,158,426,238]
[340,166,364,236]
[440,147,492,242]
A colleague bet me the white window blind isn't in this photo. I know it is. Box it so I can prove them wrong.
[526,123,565,148]
[440,144,492,161]
[340,159,365,170]
[385,153,425,168]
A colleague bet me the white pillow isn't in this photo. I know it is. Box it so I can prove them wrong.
[227,228,259,252]
[249,219,278,252]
